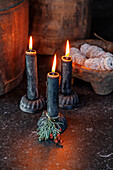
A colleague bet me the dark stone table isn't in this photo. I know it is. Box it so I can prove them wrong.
[0,55,113,170]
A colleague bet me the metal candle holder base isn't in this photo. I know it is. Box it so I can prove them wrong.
[37,111,67,132]
[20,95,45,113]
[59,91,79,109]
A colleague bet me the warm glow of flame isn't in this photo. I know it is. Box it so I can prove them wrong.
[66,40,70,56]
[29,36,33,51]
[52,54,56,73]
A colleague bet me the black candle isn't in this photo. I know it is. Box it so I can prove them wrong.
[61,56,72,95]
[61,40,72,95]
[25,36,38,100]
[47,54,59,117]
[59,40,79,109]
[25,46,38,100]
[20,36,45,113]
[47,72,59,117]
[37,54,67,137]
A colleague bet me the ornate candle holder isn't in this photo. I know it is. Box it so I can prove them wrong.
[37,55,67,141]
[59,40,79,109]
[20,36,45,113]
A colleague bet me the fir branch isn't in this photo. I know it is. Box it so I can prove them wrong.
[37,113,63,142]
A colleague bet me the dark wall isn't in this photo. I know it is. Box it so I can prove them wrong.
[91,0,113,41]
[29,0,113,41]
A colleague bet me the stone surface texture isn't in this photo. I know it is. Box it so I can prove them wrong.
[0,55,113,169]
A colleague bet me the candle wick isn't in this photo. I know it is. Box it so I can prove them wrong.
[29,49,32,52]
[52,72,55,75]
[65,53,70,59]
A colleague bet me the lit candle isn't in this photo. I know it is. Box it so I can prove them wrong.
[20,36,45,113]
[59,40,79,109]
[61,40,72,95]
[47,54,59,117]
[25,36,38,100]
[37,54,67,138]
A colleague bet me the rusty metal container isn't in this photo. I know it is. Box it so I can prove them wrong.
[0,0,29,95]
[29,0,92,55]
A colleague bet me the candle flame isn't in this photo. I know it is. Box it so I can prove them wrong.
[52,54,56,73]
[66,40,70,56]
[29,36,33,51]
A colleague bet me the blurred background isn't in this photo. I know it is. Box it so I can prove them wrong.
[0,0,113,95]
[91,0,113,41]
[29,0,113,55]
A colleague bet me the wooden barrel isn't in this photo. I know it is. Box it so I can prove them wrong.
[0,0,29,95]
[29,0,92,55]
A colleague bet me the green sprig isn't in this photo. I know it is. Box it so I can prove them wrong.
[37,114,63,141]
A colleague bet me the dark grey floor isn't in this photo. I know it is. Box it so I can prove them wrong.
[0,55,113,170]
